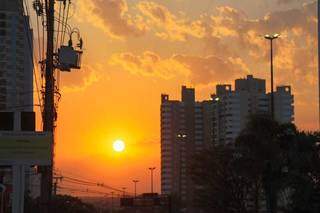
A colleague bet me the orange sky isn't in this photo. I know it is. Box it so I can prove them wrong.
[31,0,318,195]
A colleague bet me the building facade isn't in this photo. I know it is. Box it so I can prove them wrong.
[211,75,294,144]
[0,0,37,205]
[161,86,214,212]
[160,75,294,212]
[0,0,33,112]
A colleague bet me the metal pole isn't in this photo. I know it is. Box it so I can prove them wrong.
[111,192,114,213]
[151,170,153,194]
[122,187,126,197]
[270,39,274,119]
[149,168,155,194]
[133,180,139,198]
[41,0,55,212]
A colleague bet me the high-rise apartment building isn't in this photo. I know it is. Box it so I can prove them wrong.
[161,86,214,212]
[0,0,37,204]
[160,75,294,212]
[211,75,294,144]
[0,0,33,112]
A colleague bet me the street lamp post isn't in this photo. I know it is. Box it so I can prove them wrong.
[110,191,114,213]
[133,180,139,198]
[148,167,156,194]
[264,34,280,120]
[122,187,127,197]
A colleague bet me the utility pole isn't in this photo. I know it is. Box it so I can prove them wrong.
[40,0,55,212]
[149,167,156,194]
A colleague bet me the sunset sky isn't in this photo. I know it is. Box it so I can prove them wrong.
[31,0,317,195]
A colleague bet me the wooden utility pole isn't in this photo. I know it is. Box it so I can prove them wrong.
[40,0,55,212]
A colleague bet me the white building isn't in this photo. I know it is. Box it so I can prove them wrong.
[0,0,33,112]
[274,86,294,124]
[212,75,271,144]
[211,75,294,144]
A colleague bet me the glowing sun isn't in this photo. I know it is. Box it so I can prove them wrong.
[113,140,125,152]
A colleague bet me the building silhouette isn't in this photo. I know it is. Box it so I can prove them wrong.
[160,75,294,212]
[0,0,37,207]
[0,0,33,112]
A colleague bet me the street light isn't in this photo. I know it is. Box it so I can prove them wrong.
[132,180,139,198]
[264,33,280,119]
[148,167,156,194]
[110,191,114,213]
[122,187,127,197]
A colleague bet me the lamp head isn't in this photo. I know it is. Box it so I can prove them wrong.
[265,33,280,40]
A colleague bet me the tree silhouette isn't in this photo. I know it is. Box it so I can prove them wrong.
[191,115,320,213]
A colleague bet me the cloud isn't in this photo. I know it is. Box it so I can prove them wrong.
[137,1,206,41]
[109,51,249,85]
[61,64,102,93]
[75,0,147,39]
[205,2,317,77]
[109,51,189,79]
[276,0,299,5]
[173,55,249,84]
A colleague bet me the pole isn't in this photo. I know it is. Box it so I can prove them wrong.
[111,192,114,213]
[133,180,139,198]
[318,0,320,129]
[122,187,126,197]
[270,39,274,120]
[149,167,156,194]
[41,0,55,212]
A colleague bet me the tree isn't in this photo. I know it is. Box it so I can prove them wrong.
[191,146,250,213]
[191,115,320,213]
[235,115,285,213]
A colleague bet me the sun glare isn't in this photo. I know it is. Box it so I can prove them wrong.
[113,140,125,152]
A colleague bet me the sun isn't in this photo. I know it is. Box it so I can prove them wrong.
[113,140,125,152]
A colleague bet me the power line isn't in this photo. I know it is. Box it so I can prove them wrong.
[54,170,134,195]
[20,0,44,119]
[62,0,71,45]
[57,186,111,196]
[55,1,62,52]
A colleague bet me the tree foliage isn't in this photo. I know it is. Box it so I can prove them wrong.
[191,115,320,213]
